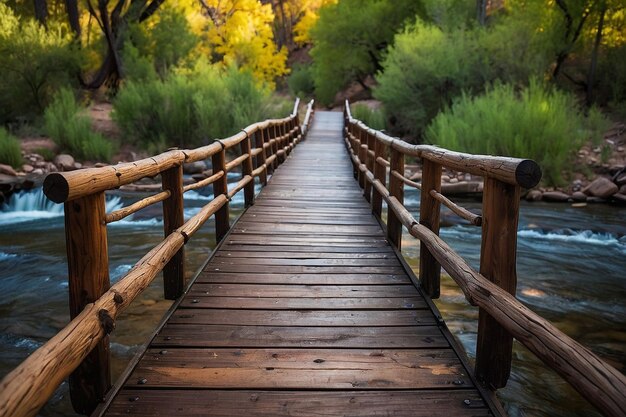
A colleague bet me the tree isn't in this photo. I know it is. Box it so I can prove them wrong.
[199,0,288,88]
[309,0,426,105]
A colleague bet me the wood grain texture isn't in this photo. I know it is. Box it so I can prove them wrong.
[64,192,111,414]
[106,390,490,417]
[419,159,442,298]
[95,111,498,417]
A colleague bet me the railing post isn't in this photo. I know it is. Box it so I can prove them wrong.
[363,131,374,203]
[419,159,442,298]
[64,191,110,414]
[271,124,279,170]
[254,130,268,185]
[277,123,285,164]
[357,129,366,190]
[212,143,230,242]
[387,146,404,249]
[371,135,386,219]
[475,177,521,389]
[240,131,255,207]
[348,124,358,180]
[161,164,185,299]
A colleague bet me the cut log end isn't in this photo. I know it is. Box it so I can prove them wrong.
[515,159,542,189]
[43,173,70,203]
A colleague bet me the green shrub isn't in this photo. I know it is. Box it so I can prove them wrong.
[287,65,315,98]
[44,89,113,162]
[425,81,609,186]
[113,63,273,150]
[0,128,22,168]
[0,4,82,123]
[374,21,486,137]
[351,104,386,131]
[598,44,626,117]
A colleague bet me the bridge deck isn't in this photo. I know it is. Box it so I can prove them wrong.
[103,112,496,416]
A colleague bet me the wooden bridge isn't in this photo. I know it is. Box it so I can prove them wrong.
[0,100,625,417]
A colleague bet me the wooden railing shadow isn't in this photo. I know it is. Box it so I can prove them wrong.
[343,100,625,417]
[0,99,315,417]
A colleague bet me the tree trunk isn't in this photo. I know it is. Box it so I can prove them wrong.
[477,0,487,26]
[33,0,48,25]
[586,0,606,106]
[65,0,81,37]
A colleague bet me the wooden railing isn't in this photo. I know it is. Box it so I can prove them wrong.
[343,100,626,417]
[0,99,315,417]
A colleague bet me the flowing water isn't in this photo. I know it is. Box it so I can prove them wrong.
[0,182,624,417]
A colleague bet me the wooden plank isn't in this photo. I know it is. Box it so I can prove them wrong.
[178,296,427,310]
[195,273,410,285]
[187,284,417,298]
[214,251,396,259]
[153,325,448,348]
[221,245,394,253]
[208,257,400,266]
[167,309,434,326]
[201,265,407,274]
[106,390,491,417]
[125,348,470,389]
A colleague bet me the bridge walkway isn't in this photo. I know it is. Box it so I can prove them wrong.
[102,112,497,416]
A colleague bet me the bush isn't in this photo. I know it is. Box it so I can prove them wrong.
[310,0,427,106]
[287,65,315,98]
[351,104,386,131]
[425,81,609,186]
[44,89,113,162]
[374,21,486,137]
[0,128,22,168]
[113,63,274,150]
[0,4,81,123]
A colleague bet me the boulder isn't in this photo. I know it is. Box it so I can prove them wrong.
[184,161,207,175]
[31,168,44,175]
[525,189,543,201]
[612,193,626,205]
[542,191,570,202]
[449,178,459,184]
[22,164,34,173]
[582,177,618,198]
[441,175,450,182]
[571,191,587,202]
[54,154,75,171]
[620,184,626,194]
[615,173,626,186]
[0,163,17,176]
[409,172,422,181]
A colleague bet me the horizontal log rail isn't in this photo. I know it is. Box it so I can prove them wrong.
[0,98,315,417]
[344,101,625,417]
[105,190,171,224]
[429,190,482,226]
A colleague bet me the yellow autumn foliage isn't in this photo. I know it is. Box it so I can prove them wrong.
[200,0,288,88]
[292,0,337,46]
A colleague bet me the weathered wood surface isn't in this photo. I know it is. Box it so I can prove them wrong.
[102,112,494,416]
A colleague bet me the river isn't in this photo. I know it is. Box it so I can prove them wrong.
[0,183,624,417]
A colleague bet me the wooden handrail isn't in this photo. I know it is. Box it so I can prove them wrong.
[0,98,314,417]
[343,100,626,417]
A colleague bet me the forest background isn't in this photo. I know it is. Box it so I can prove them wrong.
[0,0,625,188]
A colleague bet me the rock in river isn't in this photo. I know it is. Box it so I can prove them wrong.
[582,177,618,198]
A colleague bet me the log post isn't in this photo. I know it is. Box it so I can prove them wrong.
[419,159,442,298]
[277,123,286,164]
[254,130,268,185]
[364,132,374,202]
[475,177,521,389]
[265,127,275,175]
[271,124,279,170]
[161,165,185,299]
[357,129,366,190]
[387,147,404,249]
[64,192,110,414]
[212,144,230,242]
[372,135,386,219]
[349,125,358,180]
[240,132,255,207]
